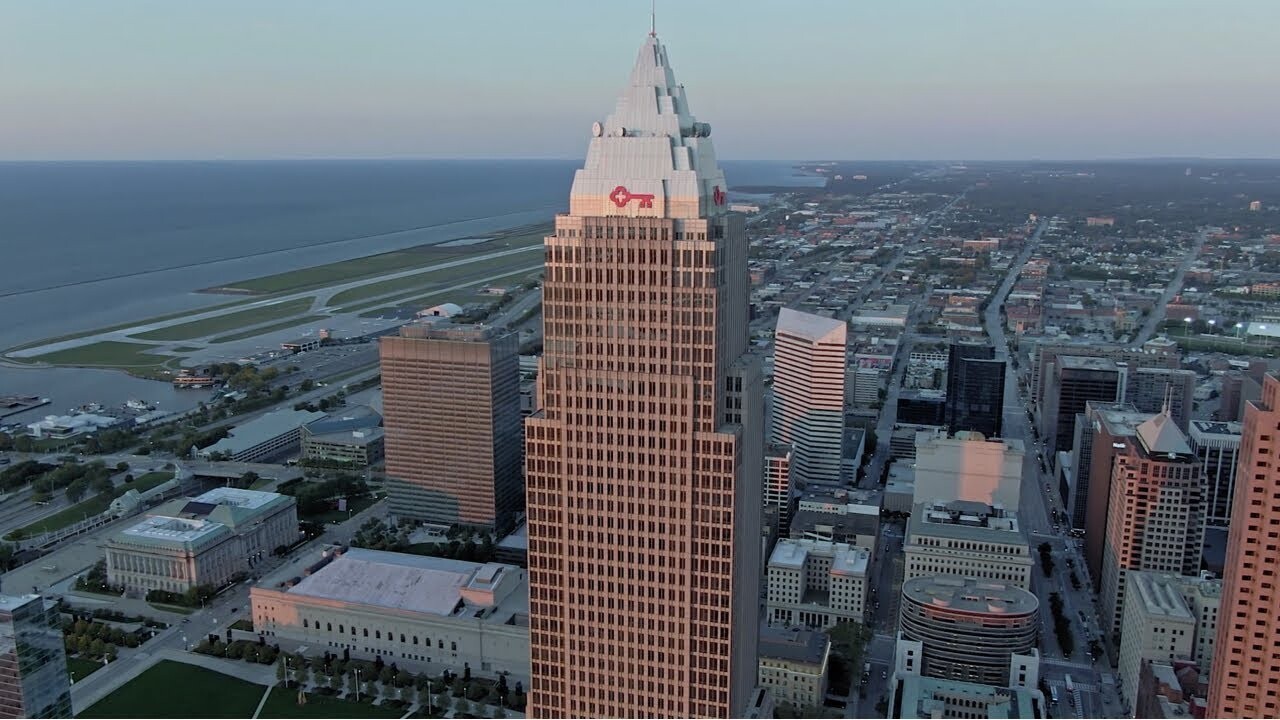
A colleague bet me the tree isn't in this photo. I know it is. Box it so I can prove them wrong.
[396,669,413,688]
[379,665,395,685]
[301,379,314,392]
[115,461,129,472]
[240,471,260,487]
[89,638,106,657]
[454,696,469,715]
[65,479,88,503]
[344,671,356,698]
[364,679,379,701]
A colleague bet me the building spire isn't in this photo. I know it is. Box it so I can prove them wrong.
[650,0,656,37]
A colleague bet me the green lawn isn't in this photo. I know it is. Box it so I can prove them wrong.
[1170,334,1276,356]
[66,655,105,683]
[131,298,317,341]
[4,302,248,354]
[357,267,541,319]
[220,225,548,296]
[78,660,266,718]
[258,688,404,718]
[5,472,173,540]
[209,315,328,344]
[305,495,380,524]
[28,341,171,369]
[327,247,541,307]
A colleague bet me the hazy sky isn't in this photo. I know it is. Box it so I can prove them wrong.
[3,1,1277,161]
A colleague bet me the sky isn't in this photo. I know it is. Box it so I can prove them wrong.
[2,0,1278,162]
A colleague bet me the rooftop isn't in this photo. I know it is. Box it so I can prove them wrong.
[1136,412,1194,457]
[908,501,1027,544]
[117,514,232,548]
[0,594,42,613]
[274,548,525,619]
[759,625,830,666]
[1128,572,1197,622]
[201,408,326,458]
[1059,355,1120,372]
[902,576,1038,616]
[1188,419,1242,439]
[303,405,383,437]
[895,674,1040,719]
[776,307,847,344]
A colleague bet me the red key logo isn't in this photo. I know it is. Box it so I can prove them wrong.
[713,185,726,206]
[610,185,655,208]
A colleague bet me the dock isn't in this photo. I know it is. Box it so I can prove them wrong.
[0,395,51,419]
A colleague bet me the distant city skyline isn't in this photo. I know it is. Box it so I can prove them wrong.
[3,0,1279,162]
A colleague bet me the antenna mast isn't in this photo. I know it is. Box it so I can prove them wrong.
[650,0,656,37]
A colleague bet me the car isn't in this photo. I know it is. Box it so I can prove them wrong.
[881,671,888,679]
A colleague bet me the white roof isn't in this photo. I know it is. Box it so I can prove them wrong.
[768,541,808,570]
[201,408,326,457]
[285,548,511,616]
[121,514,227,543]
[192,486,283,511]
[776,307,847,344]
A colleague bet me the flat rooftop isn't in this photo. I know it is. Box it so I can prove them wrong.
[776,307,846,343]
[895,674,1040,719]
[759,625,830,666]
[201,408,326,457]
[269,548,526,620]
[193,486,284,511]
[1189,419,1242,439]
[902,576,1038,616]
[1059,355,1119,371]
[908,501,1026,545]
[119,514,229,545]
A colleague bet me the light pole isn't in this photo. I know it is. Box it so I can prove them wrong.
[355,668,361,702]
[1183,317,1192,336]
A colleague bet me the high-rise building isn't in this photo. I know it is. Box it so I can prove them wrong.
[1117,572,1221,715]
[1042,355,1123,456]
[1128,367,1197,432]
[763,444,794,535]
[1032,343,1180,418]
[772,308,848,485]
[381,324,522,528]
[1188,420,1243,527]
[0,594,71,719]
[1100,410,1206,641]
[523,35,763,718]
[1073,402,1150,579]
[944,342,1005,438]
[1207,372,1280,718]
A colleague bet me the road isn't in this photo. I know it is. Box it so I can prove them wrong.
[1133,230,1208,345]
[68,497,389,714]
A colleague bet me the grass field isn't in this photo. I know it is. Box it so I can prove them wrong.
[219,225,545,296]
[5,471,174,540]
[357,267,541,319]
[327,246,541,307]
[4,301,249,354]
[1171,334,1276,356]
[66,656,105,683]
[28,341,171,368]
[78,660,266,718]
[258,688,404,718]
[209,315,328,344]
[131,298,317,341]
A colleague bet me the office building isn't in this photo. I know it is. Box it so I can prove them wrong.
[757,626,830,710]
[251,547,529,680]
[1129,368,1197,431]
[1074,402,1151,579]
[763,445,794,535]
[787,488,880,549]
[1117,572,1220,715]
[0,594,71,719]
[898,576,1039,686]
[852,367,883,407]
[897,390,946,427]
[300,405,385,467]
[772,307,848,485]
[1207,372,1280,718]
[904,501,1032,590]
[889,424,943,461]
[196,407,327,462]
[766,539,868,630]
[944,342,1005,438]
[105,487,298,596]
[1042,355,1122,456]
[912,432,1023,509]
[1136,659,1206,720]
[1032,343,1179,418]
[1188,419,1242,527]
[381,324,522,528]
[1100,410,1207,641]
[523,35,764,718]
[888,640,1045,720]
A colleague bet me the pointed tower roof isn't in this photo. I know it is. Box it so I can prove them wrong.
[569,35,727,221]
[1136,411,1192,457]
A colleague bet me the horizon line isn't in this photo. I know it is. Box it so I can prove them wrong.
[3,155,1280,164]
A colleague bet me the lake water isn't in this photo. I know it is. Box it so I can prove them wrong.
[0,159,821,419]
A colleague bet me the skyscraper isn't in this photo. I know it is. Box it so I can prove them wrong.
[1207,372,1280,718]
[1099,410,1206,642]
[0,594,71,719]
[1072,401,1150,579]
[771,308,848,485]
[523,35,763,718]
[944,341,1005,438]
[381,324,522,529]
[1041,356,1122,456]
[1128,367,1197,431]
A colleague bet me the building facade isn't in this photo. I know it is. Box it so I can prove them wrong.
[771,308,848,485]
[763,445,793,536]
[251,548,529,681]
[1117,572,1198,715]
[1208,372,1280,718]
[0,595,71,719]
[898,576,1039,687]
[1100,411,1207,641]
[1075,402,1151,580]
[911,432,1024,509]
[300,406,385,467]
[904,501,1032,590]
[944,342,1005,439]
[523,35,764,718]
[1042,356,1122,456]
[766,539,868,630]
[381,324,522,528]
[1188,419,1242,527]
[1129,368,1197,431]
[197,408,327,463]
[106,488,298,596]
[757,626,830,710]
